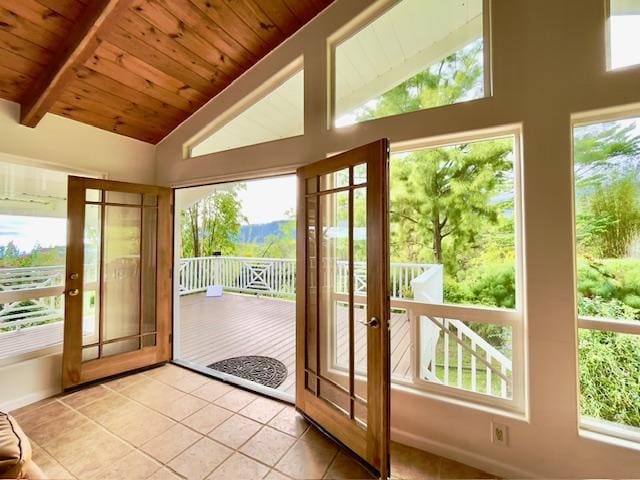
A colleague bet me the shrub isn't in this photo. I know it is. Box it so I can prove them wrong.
[578,329,640,428]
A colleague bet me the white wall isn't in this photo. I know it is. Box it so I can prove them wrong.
[0,97,156,411]
[155,0,640,477]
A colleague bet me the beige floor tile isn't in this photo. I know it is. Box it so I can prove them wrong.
[167,437,233,480]
[439,457,495,479]
[103,372,148,392]
[15,401,74,433]
[324,450,375,479]
[265,470,292,480]
[141,423,203,464]
[77,391,132,423]
[208,414,262,449]
[214,388,258,412]
[148,467,183,480]
[268,407,309,438]
[182,402,233,434]
[94,399,176,447]
[9,397,57,419]
[275,438,338,479]
[207,452,270,480]
[239,397,286,424]
[146,364,190,384]
[170,371,210,393]
[191,379,233,402]
[31,443,75,480]
[92,450,161,480]
[390,441,440,480]
[240,426,296,466]
[300,426,340,452]
[51,424,133,479]
[157,393,208,421]
[26,407,93,448]
[60,385,111,409]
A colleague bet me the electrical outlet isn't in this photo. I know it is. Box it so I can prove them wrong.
[491,422,509,446]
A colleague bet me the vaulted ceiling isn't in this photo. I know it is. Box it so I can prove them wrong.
[0,0,332,144]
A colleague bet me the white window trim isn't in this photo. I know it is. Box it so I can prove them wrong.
[326,126,526,415]
[326,0,493,130]
[572,105,640,445]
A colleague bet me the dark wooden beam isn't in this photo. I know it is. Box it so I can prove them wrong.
[19,0,132,127]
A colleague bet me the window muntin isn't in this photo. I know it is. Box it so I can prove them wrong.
[608,0,640,70]
[574,114,640,440]
[190,69,304,157]
[333,0,486,128]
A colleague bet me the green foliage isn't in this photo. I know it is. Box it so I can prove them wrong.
[0,242,65,268]
[578,330,640,427]
[181,186,246,258]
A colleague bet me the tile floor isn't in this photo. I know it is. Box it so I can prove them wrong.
[10,364,495,480]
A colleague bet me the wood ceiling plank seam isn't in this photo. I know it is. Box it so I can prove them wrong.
[19,0,136,127]
[0,29,54,66]
[51,99,163,143]
[35,0,87,23]
[155,0,256,66]
[0,45,42,78]
[59,87,172,135]
[0,0,74,37]
[129,0,242,79]
[224,0,286,45]
[0,6,65,49]
[188,0,270,58]
[97,40,207,104]
[66,81,181,131]
[252,0,299,37]
[83,51,200,112]
[115,12,228,91]
[107,26,218,95]
[71,67,187,121]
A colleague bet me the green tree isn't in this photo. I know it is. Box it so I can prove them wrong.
[181,186,246,258]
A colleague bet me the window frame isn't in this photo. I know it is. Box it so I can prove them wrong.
[185,59,304,159]
[327,0,493,131]
[572,107,640,443]
[605,0,640,71]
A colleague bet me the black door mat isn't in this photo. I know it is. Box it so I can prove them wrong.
[208,356,287,389]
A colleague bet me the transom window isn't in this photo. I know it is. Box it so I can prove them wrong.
[608,0,640,70]
[332,0,487,128]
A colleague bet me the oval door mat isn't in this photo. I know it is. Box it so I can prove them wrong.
[208,356,287,389]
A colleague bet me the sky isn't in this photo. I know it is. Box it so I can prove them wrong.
[235,175,297,224]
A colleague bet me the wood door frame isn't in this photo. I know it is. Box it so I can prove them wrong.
[295,139,390,477]
[62,176,173,389]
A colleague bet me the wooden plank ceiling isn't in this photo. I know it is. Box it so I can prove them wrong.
[0,0,331,143]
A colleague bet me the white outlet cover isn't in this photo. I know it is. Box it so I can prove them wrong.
[491,422,509,446]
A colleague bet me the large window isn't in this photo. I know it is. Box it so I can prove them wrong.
[190,69,304,157]
[385,131,524,410]
[573,113,640,441]
[0,161,69,360]
[332,0,486,128]
[608,0,640,70]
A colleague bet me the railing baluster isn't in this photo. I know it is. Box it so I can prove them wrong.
[457,326,463,388]
[486,353,492,396]
[471,339,477,392]
[501,365,507,398]
[443,318,449,386]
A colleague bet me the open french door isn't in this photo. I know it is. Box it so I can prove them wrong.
[296,139,391,478]
[62,176,172,389]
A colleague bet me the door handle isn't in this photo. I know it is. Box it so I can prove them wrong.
[359,316,380,328]
[67,288,80,297]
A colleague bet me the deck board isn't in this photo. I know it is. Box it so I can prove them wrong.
[179,292,412,394]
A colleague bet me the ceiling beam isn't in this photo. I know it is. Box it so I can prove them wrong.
[19,0,132,128]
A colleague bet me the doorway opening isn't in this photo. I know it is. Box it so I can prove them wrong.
[173,175,298,401]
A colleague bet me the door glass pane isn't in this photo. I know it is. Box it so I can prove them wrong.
[319,190,351,408]
[105,191,142,205]
[353,187,368,422]
[142,208,157,333]
[86,189,102,202]
[320,168,349,191]
[103,338,140,357]
[83,204,101,346]
[102,205,141,345]
[82,346,99,362]
[306,196,318,393]
[142,334,156,347]
[143,194,158,206]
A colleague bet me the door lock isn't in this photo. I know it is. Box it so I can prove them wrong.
[359,316,380,328]
[67,288,80,297]
[69,273,79,280]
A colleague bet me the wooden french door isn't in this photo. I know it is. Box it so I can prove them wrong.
[62,176,172,389]
[296,139,391,478]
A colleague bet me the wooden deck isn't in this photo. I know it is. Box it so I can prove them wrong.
[179,292,412,395]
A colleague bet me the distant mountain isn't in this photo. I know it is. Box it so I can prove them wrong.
[237,220,291,244]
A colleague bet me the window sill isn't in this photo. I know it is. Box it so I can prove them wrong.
[580,421,640,452]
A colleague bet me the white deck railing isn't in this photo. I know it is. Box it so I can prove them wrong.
[0,258,512,400]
